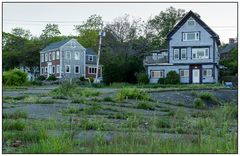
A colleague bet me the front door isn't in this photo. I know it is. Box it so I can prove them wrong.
[192,69,200,83]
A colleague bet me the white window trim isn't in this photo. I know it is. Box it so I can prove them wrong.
[56,65,60,74]
[181,48,187,59]
[49,52,52,61]
[151,70,164,78]
[66,51,71,59]
[65,65,71,73]
[56,51,60,59]
[192,48,209,59]
[74,65,80,74]
[174,49,180,60]
[52,52,55,60]
[52,65,55,74]
[203,69,212,77]
[75,52,80,60]
[88,55,94,61]
[183,32,199,41]
[45,53,48,62]
[41,54,44,63]
[88,67,97,74]
[41,67,44,75]
[180,69,189,77]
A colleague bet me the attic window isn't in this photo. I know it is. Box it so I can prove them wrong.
[187,19,195,26]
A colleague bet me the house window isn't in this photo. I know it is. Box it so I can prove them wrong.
[183,32,199,41]
[66,51,71,59]
[75,52,80,60]
[181,48,187,59]
[88,67,97,74]
[41,67,44,75]
[187,19,195,26]
[41,54,44,62]
[52,52,55,60]
[65,65,70,73]
[45,67,48,74]
[56,65,60,73]
[203,69,212,77]
[180,69,189,77]
[49,52,52,61]
[151,70,164,78]
[174,49,179,60]
[88,55,93,61]
[75,66,80,74]
[152,53,157,60]
[45,53,48,62]
[192,48,209,59]
[52,65,55,74]
[56,51,60,59]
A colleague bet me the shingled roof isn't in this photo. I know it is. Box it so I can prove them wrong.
[167,10,220,46]
[41,39,71,51]
[220,42,238,54]
[86,48,97,55]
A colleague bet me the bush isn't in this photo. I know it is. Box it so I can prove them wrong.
[199,92,219,105]
[194,98,206,109]
[79,76,85,81]
[47,75,57,81]
[137,72,149,84]
[158,78,166,84]
[37,75,46,81]
[3,69,28,86]
[137,101,155,110]
[164,71,180,84]
[88,76,94,83]
[3,119,26,131]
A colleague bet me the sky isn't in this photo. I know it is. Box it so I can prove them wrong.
[3,2,237,44]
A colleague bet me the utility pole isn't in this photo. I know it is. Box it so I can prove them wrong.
[95,23,105,83]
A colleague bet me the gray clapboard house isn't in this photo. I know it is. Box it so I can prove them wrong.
[40,38,102,80]
[144,11,221,84]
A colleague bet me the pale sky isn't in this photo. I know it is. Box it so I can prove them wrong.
[3,2,237,44]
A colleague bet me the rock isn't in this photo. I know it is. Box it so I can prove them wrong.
[11,140,22,147]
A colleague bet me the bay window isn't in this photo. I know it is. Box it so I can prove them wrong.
[181,48,187,59]
[174,49,179,60]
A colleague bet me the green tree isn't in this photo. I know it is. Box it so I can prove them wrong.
[41,24,61,39]
[11,27,32,39]
[147,6,185,49]
[74,14,103,48]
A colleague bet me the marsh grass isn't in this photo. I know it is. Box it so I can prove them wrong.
[194,98,206,109]
[198,92,220,105]
[3,111,27,119]
[3,119,26,131]
[23,96,54,104]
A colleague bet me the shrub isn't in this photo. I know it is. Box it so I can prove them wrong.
[137,72,149,84]
[88,76,94,83]
[158,78,166,84]
[47,75,57,81]
[116,88,151,101]
[137,101,155,110]
[164,71,180,84]
[103,96,115,102]
[199,92,219,105]
[37,75,46,81]
[194,98,206,109]
[79,76,85,81]
[3,69,28,86]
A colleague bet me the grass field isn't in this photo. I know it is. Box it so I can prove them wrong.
[2,83,238,153]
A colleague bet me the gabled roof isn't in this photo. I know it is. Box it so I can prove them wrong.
[167,10,220,46]
[86,48,97,55]
[220,42,238,54]
[41,39,71,51]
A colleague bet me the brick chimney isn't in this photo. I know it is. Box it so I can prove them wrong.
[229,38,235,44]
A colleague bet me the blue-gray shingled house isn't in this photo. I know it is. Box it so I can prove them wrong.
[40,38,102,80]
[144,10,221,84]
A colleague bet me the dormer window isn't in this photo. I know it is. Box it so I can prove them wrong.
[183,32,199,41]
[88,55,93,61]
[187,19,195,26]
